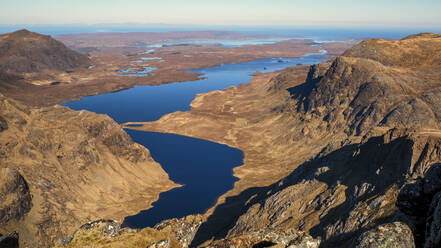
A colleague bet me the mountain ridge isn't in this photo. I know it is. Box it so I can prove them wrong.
[112,33,441,248]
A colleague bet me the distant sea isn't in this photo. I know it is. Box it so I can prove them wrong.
[1,24,440,41]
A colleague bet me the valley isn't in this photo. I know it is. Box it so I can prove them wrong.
[1,27,441,248]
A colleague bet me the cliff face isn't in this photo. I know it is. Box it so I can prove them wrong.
[0,93,177,247]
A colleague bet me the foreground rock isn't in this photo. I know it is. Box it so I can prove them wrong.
[354,222,415,248]
[0,93,177,247]
[60,215,203,248]
[208,227,320,248]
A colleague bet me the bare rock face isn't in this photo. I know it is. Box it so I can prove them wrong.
[0,93,177,247]
[354,222,415,248]
[0,168,31,225]
[61,215,203,248]
[209,227,320,248]
[60,220,123,246]
[153,215,204,248]
[147,239,170,248]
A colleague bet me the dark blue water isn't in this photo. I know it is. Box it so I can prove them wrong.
[63,52,327,228]
[64,55,326,123]
[123,130,243,228]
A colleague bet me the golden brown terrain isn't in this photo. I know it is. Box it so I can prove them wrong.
[6,29,441,248]
[0,93,178,247]
[113,33,441,247]
[0,29,355,248]
[0,30,355,107]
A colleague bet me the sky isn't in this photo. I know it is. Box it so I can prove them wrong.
[1,0,440,28]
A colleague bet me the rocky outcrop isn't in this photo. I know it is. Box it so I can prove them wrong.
[61,215,203,248]
[153,215,204,247]
[0,93,177,247]
[395,163,441,247]
[0,168,31,225]
[60,220,123,246]
[353,222,415,248]
[147,239,170,248]
[425,191,441,248]
[208,227,320,248]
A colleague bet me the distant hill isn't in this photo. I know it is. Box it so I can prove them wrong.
[0,29,90,75]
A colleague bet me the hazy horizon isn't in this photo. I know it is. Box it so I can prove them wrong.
[1,23,440,40]
[2,0,441,28]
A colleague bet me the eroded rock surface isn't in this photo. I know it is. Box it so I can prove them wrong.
[208,227,320,248]
[354,222,415,248]
[61,215,203,248]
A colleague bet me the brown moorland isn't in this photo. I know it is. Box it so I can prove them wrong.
[0,30,355,107]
